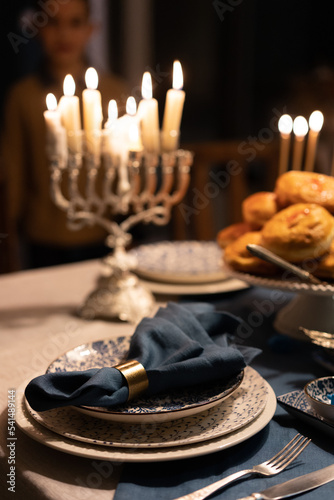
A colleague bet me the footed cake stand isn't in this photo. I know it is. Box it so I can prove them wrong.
[223,268,334,339]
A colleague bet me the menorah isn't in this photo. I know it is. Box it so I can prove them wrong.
[47,129,193,323]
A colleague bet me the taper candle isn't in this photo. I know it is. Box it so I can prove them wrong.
[278,114,293,175]
[104,99,118,155]
[58,74,81,153]
[138,72,160,153]
[44,93,67,157]
[304,110,324,172]
[292,116,308,171]
[161,60,185,152]
[83,67,103,156]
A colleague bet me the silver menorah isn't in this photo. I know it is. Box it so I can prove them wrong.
[48,129,193,323]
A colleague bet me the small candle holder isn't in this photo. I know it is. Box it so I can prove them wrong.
[48,130,193,323]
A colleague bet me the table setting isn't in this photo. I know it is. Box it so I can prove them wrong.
[1,64,334,500]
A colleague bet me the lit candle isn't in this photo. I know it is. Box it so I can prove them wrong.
[58,74,81,153]
[278,114,293,175]
[138,72,160,153]
[304,110,324,172]
[116,96,138,155]
[115,97,137,195]
[44,93,67,157]
[104,99,118,155]
[82,67,103,156]
[292,116,308,171]
[161,60,185,152]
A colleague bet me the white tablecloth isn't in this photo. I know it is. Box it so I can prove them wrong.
[0,260,144,499]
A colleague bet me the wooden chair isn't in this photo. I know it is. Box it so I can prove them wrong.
[172,139,280,241]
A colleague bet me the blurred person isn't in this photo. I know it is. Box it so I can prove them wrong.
[1,0,129,271]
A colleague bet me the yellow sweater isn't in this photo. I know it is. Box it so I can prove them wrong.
[2,72,128,248]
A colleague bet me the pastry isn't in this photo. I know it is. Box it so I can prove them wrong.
[312,240,334,279]
[224,231,278,275]
[275,171,334,213]
[217,222,253,249]
[261,203,334,262]
[242,191,278,228]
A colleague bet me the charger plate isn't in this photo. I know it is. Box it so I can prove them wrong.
[16,373,276,461]
[46,336,244,423]
[24,367,268,449]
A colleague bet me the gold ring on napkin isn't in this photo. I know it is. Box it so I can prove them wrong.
[114,360,149,401]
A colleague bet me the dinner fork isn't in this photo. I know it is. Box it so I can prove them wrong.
[173,434,311,500]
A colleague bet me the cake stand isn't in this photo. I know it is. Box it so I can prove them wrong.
[223,267,334,339]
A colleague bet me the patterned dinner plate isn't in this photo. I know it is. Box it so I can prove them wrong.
[129,241,227,283]
[26,366,268,449]
[16,379,276,462]
[47,336,244,423]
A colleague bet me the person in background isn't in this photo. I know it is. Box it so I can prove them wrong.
[1,0,129,271]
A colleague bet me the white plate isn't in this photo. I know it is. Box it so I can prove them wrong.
[46,336,244,423]
[16,379,276,462]
[25,367,268,449]
[129,241,227,284]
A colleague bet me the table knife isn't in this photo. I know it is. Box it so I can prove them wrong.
[246,244,323,285]
[237,463,334,499]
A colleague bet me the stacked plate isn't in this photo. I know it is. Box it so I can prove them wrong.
[128,241,248,295]
[16,335,276,462]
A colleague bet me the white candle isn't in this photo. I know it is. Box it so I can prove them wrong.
[82,67,103,156]
[58,74,81,153]
[103,99,118,155]
[292,116,308,171]
[44,93,67,158]
[116,97,138,155]
[278,114,293,175]
[161,60,185,152]
[138,72,160,153]
[304,110,324,172]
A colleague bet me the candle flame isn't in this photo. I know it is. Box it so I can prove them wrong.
[85,67,98,90]
[46,93,57,111]
[278,114,293,135]
[309,110,324,132]
[142,72,153,99]
[172,60,183,90]
[108,100,118,121]
[126,96,137,116]
[293,116,308,137]
[63,74,75,97]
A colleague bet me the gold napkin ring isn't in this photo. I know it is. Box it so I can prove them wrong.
[114,360,149,401]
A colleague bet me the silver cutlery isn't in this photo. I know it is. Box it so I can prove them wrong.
[246,244,323,285]
[237,463,334,499]
[173,434,311,500]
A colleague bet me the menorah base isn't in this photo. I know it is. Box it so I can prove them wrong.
[78,271,156,324]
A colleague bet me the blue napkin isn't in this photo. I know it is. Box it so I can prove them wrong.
[25,302,260,411]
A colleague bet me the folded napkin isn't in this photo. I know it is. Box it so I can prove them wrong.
[25,302,260,411]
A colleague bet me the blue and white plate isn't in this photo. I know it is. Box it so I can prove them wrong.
[26,366,268,449]
[129,241,227,284]
[277,390,334,437]
[17,377,275,461]
[47,336,244,423]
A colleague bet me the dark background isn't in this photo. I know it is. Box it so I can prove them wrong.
[3,1,334,142]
